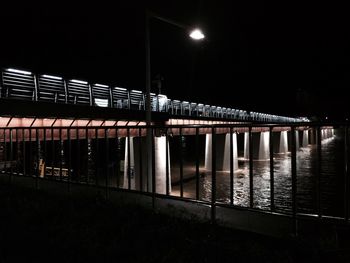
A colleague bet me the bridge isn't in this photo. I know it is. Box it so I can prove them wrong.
[0,67,306,123]
[1,67,348,237]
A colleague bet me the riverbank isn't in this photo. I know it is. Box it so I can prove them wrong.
[0,184,349,262]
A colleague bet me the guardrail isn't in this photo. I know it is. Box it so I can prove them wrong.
[0,122,348,236]
[0,67,307,123]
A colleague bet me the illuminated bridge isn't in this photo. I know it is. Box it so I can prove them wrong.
[1,67,348,238]
[0,67,306,123]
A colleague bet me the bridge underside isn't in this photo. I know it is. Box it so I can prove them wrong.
[1,99,310,142]
[0,116,309,143]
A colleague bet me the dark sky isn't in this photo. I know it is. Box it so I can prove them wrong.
[1,1,349,119]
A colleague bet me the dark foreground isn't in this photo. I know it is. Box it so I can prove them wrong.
[0,184,350,263]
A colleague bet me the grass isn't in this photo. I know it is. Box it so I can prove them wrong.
[0,183,349,262]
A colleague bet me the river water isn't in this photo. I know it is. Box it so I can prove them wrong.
[171,129,346,217]
[2,126,345,218]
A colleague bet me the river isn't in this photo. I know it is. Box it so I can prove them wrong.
[171,129,346,217]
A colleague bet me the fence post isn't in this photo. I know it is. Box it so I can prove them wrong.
[291,126,298,237]
[344,126,349,221]
[230,127,234,205]
[211,127,216,223]
[269,126,275,211]
[249,126,254,208]
[151,128,156,209]
[316,126,322,218]
[195,127,200,200]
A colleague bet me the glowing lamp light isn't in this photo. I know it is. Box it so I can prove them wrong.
[189,29,205,40]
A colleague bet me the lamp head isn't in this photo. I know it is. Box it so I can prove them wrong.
[189,28,205,40]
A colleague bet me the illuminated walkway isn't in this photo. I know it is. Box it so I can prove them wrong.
[0,67,307,123]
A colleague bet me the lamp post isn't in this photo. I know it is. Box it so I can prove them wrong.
[145,10,205,126]
[145,10,205,193]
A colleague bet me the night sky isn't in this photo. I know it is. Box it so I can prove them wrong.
[1,1,349,119]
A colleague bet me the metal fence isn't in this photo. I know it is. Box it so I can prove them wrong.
[0,122,348,234]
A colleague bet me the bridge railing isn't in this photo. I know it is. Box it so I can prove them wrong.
[0,67,306,123]
[0,122,348,235]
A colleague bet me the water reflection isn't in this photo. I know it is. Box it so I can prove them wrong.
[172,133,343,216]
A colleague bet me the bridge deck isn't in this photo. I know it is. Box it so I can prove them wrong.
[1,67,306,123]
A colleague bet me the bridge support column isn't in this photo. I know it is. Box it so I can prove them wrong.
[272,131,289,154]
[258,131,270,160]
[302,130,309,147]
[153,136,171,194]
[279,131,288,153]
[223,133,238,171]
[123,136,171,194]
[309,129,317,144]
[321,129,326,140]
[295,130,300,151]
[244,132,270,160]
[322,128,334,140]
[244,132,249,159]
[205,133,238,171]
[288,130,301,151]
[204,134,213,170]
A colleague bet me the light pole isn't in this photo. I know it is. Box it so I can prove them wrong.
[145,10,205,127]
[145,10,205,194]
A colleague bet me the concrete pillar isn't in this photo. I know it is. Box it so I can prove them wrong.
[223,133,238,171]
[154,136,171,194]
[205,133,238,171]
[302,130,309,147]
[287,130,300,151]
[309,129,316,144]
[326,128,334,139]
[279,131,288,153]
[327,129,332,138]
[205,134,212,170]
[272,132,280,153]
[295,130,300,151]
[244,132,270,160]
[124,136,171,194]
[244,132,249,159]
[258,131,270,160]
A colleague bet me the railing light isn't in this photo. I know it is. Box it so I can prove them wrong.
[94,83,109,88]
[131,90,142,93]
[7,68,32,75]
[70,79,88,85]
[115,87,127,91]
[42,74,62,80]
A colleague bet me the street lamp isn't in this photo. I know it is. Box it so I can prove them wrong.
[145,10,205,194]
[145,10,205,126]
[189,28,205,40]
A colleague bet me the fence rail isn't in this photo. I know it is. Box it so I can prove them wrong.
[0,122,349,235]
[0,67,307,123]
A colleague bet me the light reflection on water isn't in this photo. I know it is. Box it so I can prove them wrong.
[172,134,344,216]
